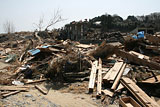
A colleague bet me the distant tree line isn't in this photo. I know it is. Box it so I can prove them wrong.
[88,12,160,32]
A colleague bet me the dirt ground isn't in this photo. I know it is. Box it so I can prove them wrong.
[1,90,99,107]
[0,62,10,70]
[0,82,101,107]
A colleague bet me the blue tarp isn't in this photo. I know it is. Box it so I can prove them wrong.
[28,49,40,55]
[28,45,52,56]
[137,31,144,39]
[132,35,138,39]
[131,31,144,39]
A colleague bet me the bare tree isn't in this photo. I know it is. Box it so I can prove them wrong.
[33,15,45,31]
[3,20,15,34]
[45,9,65,30]
[34,9,65,31]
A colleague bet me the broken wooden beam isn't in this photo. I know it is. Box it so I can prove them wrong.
[35,85,48,95]
[111,63,126,90]
[121,77,159,107]
[0,86,28,91]
[88,60,98,92]
[116,50,160,70]
[97,58,102,96]
[25,79,47,84]
[2,90,21,98]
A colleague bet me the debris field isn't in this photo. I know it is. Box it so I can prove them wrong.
[0,31,160,107]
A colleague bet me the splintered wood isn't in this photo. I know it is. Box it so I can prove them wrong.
[88,60,98,92]
[121,77,159,107]
[97,58,102,96]
[103,62,124,82]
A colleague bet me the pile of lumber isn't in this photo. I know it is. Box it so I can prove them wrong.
[88,57,160,106]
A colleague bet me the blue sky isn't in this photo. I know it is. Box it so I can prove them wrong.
[0,0,160,33]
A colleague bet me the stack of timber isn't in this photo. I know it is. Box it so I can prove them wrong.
[121,77,159,107]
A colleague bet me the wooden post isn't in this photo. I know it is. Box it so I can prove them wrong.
[88,60,98,92]
[97,58,102,96]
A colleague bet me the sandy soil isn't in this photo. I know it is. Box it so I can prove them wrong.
[1,85,99,107]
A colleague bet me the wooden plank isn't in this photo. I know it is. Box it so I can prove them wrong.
[103,68,113,80]
[123,78,150,105]
[0,86,28,91]
[2,90,21,98]
[121,79,147,107]
[129,51,149,60]
[107,62,123,81]
[76,44,94,48]
[111,63,126,90]
[115,50,160,70]
[103,62,123,81]
[119,97,141,107]
[88,60,98,92]
[97,58,102,96]
[35,85,48,95]
[102,89,114,97]
[121,77,159,107]
[121,82,150,107]
[25,79,47,84]
[121,81,146,107]
[0,91,10,95]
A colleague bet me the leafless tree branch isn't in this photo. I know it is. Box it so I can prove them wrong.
[33,15,45,31]
[3,20,15,34]
[45,9,65,30]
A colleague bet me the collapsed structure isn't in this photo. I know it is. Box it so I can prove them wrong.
[0,30,160,107]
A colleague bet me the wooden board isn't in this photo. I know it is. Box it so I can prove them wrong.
[76,44,94,48]
[121,77,159,107]
[97,58,102,96]
[111,63,126,90]
[0,86,28,91]
[119,97,141,107]
[88,60,98,92]
[102,89,114,97]
[103,62,124,81]
[35,85,48,95]
[25,79,46,84]
[2,90,21,98]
